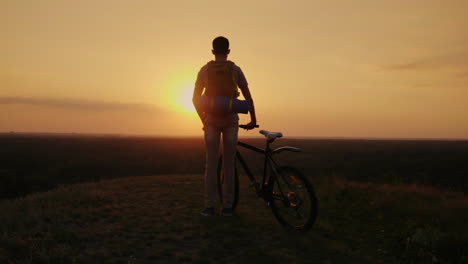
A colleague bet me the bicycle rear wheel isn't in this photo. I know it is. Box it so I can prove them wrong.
[268,166,317,231]
[216,155,240,210]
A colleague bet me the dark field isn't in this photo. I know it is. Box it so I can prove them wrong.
[1,133,467,200]
[1,133,468,263]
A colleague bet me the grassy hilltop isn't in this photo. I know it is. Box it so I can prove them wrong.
[1,174,467,263]
[1,134,467,263]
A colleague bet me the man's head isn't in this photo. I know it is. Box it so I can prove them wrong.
[212,36,230,55]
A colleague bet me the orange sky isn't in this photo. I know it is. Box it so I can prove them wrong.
[1,0,467,138]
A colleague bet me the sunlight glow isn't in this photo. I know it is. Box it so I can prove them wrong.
[178,85,196,113]
[161,70,197,116]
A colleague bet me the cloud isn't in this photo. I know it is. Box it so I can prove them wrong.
[0,96,162,112]
[382,59,433,71]
[381,53,468,77]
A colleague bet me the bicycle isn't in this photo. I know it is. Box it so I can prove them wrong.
[217,125,318,231]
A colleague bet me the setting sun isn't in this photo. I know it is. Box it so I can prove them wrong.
[177,85,196,114]
[161,70,197,116]
[2,0,468,138]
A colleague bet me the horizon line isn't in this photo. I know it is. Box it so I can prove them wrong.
[1,131,467,141]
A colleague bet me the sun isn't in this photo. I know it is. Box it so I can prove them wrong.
[160,70,198,115]
[177,84,196,113]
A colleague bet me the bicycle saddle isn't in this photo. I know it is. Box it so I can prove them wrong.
[259,130,283,142]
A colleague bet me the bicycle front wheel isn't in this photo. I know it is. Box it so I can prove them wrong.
[216,155,240,210]
[268,166,318,231]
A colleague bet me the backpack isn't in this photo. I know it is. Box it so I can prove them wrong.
[204,61,240,98]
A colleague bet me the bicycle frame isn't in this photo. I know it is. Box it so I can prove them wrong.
[235,140,303,199]
[218,129,317,231]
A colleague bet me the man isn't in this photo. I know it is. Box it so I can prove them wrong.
[193,36,257,216]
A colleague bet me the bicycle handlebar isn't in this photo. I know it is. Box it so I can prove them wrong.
[239,124,260,129]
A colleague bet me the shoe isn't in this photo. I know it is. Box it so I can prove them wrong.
[220,207,234,216]
[201,207,215,216]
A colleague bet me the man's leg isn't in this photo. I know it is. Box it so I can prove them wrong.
[221,124,239,209]
[204,125,221,209]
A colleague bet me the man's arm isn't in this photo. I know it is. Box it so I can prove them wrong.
[192,68,206,123]
[236,66,257,129]
[239,85,257,129]
[192,84,205,123]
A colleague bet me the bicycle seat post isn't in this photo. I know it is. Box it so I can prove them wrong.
[265,140,272,153]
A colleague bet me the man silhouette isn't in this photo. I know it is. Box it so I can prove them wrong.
[193,36,257,216]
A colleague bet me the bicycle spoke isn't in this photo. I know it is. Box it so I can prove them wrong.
[271,193,287,202]
[276,206,307,222]
[294,207,306,219]
[274,177,287,197]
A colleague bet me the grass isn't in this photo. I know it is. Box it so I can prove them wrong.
[1,135,468,200]
[1,174,467,263]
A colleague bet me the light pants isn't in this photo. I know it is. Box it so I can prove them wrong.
[203,114,239,208]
